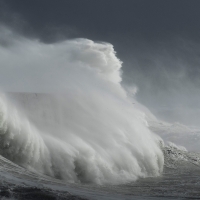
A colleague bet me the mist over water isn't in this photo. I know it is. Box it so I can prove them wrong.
[0,26,164,185]
[121,38,200,127]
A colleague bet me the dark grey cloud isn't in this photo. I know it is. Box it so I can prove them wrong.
[2,0,200,40]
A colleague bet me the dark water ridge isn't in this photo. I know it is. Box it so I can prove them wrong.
[0,154,86,200]
[0,186,86,200]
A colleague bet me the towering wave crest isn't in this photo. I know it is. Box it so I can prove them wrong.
[0,26,163,184]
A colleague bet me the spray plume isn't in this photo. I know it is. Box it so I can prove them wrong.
[0,26,163,184]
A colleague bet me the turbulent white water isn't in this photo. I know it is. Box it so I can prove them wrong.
[0,26,164,185]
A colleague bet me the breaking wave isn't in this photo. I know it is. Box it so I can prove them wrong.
[0,26,164,184]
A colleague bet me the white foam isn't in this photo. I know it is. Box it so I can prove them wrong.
[0,26,164,184]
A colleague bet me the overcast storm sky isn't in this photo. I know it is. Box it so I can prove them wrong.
[1,0,200,125]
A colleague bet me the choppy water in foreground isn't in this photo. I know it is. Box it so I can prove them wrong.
[0,144,200,200]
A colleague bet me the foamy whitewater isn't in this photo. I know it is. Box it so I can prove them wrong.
[0,26,163,185]
[0,26,200,199]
